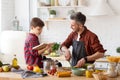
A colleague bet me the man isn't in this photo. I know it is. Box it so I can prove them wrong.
[61,12,106,68]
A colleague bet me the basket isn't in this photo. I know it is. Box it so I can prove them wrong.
[92,72,107,80]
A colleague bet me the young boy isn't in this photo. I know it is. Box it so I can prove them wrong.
[24,17,50,68]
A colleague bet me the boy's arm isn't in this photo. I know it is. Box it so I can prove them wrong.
[32,43,47,50]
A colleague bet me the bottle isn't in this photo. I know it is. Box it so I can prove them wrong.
[13,16,19,30]
[78,0,84,6]
[54,0,59,6]
[12,54,18,67]
[70,0,78,6]
[51,0,54,6]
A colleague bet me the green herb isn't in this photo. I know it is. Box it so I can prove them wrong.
[116,47,120,53]
[52,43,60,52]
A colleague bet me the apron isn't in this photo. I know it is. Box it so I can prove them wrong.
[71,40,87,66]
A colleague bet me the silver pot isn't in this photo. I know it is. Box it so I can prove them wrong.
[42,58,55,73]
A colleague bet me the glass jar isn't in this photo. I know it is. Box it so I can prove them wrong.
[70,0,77,6]
[86,70,94,78]
[85,64,94,78]
[107,62,117,78]
[54,0,59,6]
[44,0,51,6]
[43,59,55,73]
[13,16,19,31]
[78,0,85,6]
[51,0,54,6]
[116,62,120,76]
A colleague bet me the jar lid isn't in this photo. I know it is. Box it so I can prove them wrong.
[87,64,95,70]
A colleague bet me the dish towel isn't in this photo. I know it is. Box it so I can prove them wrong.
[21,70,47,79]
[11,68,47,79]
[11,68,24,74]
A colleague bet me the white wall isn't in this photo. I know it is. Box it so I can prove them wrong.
[0,31,27,67]
[0,0,120,67]
[0,0,29,66]
[0,0,30,31]
[0,0,1,31]
[15,0,30,31]
[29,0,37,20]
[0,0,15,30]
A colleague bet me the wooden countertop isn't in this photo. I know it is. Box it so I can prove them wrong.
[0,72,93,80]
[0,72,120,80]
[46,55,66,61]
[46,55,108,62]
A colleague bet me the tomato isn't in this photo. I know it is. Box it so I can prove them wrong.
[27,65,33,70]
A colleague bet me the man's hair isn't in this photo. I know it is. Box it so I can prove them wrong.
[70,12,86,25]
[30,17,44,28]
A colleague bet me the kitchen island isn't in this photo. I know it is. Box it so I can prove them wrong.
[0,72,120,80]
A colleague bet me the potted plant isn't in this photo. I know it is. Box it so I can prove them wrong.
[116,47,120,53]
[49,10,56,18]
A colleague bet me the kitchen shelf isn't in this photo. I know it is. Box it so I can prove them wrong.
[37,6,84,9]
[46,17,68,21]
[45,19,68,22]
[37,0,86,29]
[45,18,70,29]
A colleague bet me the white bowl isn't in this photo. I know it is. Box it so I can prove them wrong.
[58,0,70,6]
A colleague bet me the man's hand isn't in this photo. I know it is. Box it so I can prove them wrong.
[64,50,71,61]
[61,46,71,61]
[75,58,86,68]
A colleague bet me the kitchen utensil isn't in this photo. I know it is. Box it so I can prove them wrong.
[92,72,107,80]
[42,58,55,73]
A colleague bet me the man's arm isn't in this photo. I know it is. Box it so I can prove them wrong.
[61,32,74,61]
[87,51,104,61]
[86,34,106,61]
[75,52,104,67]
